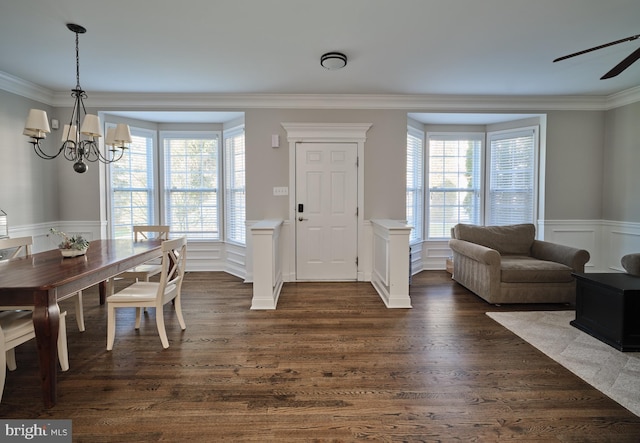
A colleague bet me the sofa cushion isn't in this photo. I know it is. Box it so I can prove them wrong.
[500,256,574,283]
[621,253,640,276]
[453,223,535,255]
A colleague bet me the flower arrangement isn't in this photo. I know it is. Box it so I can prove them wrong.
[50,228,90,251]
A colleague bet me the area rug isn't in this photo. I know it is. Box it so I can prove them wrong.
[486,310,640,417]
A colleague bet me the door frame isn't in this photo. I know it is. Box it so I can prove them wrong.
[281,122,372,282]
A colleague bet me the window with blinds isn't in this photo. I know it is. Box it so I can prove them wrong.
[110,127,156,239]
[487,128,537,225]
[163,132,220,240]
[427,134,483,238]
[406,128,424,243]
[224,127,246,245]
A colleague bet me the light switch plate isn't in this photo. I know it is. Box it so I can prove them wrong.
[273,186,288,196]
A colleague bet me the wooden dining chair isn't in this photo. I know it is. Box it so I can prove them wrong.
[115,225,171,287]
[0,236,32,260]
[106,236,187,350]
[0,236,85,332]
[0,308,69,402]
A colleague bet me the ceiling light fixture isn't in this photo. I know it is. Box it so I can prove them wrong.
[23,23,131,173]
[320,52,347,70]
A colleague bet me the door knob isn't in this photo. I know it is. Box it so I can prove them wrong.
[298,217,308,222]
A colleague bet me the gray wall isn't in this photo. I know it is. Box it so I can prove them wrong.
[1,89,636,231]
[245,108,407,221]
[544,110,605,220]
[603,101,640,222]
[0,90,59,226]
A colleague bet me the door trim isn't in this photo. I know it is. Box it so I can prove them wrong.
[281,123,372,282]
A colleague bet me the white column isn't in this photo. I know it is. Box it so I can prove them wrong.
[250,219,283,309]
[371,219,412,308]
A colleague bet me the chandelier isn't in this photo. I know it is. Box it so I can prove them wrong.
[23,23,131,173]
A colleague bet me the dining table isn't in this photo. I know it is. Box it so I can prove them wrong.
[0,238,163,408]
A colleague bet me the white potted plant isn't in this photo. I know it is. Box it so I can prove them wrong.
[50,228,90,257]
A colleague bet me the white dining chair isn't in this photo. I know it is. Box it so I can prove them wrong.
[106,236,187,350]
[0,236,85,332]
[0,308,69,402]
[116,225,170,286]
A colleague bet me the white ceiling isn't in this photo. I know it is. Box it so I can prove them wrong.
[1,0,639,100]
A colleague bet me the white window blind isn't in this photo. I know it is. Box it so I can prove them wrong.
[224,127,246,245]
[428,134,483,238]
[109,127,156,239]
[487,128,537,225]
[163,132,220,240]
[406,128,424,243]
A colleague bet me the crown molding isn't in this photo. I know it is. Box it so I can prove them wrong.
[54,91,610,111]
[605,85,640,110]
[0,71,54,105]
[1,70,637,111]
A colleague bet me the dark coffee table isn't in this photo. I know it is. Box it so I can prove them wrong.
[571,272,640,351]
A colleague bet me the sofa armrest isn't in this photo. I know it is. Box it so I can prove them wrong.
[448,238,502,302]
[449,239,501,266]
[531,240,590,272]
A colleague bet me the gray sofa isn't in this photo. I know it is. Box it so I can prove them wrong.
[449,223,590,304]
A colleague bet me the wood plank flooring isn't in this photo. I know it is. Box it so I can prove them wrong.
[1,271,639,442]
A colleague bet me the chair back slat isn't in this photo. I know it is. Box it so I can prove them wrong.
[157,237,187,304]
[0,236,33,260]
[133,225,170,242]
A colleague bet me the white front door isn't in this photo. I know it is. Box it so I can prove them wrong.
[296,142,358,280]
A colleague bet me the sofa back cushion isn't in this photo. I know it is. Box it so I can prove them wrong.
[452,223,535,255]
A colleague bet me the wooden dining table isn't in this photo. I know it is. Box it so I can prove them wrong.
[0,238,163,408]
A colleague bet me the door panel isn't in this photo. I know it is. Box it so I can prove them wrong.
[296,142,357,280]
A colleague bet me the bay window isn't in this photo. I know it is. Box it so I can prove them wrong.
[109,126,245,245]
[407,125,539,240]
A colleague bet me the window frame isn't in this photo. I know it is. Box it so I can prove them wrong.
[426,132,484,240]
[223,125,246,245]
[159,130,221,241]
[107,125,158,240]
[485,126,539,226]
[406,127,425,244]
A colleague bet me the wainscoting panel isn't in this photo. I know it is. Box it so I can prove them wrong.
[9,221,104,253]
[409,242,423,277]
[10,219,636,276]
[420,240,451,271]
[538,220,600,271]
[225,243,247,279]
[414,220,639,274]
[602,220,640,272]
[7,221,245,275]
[372,233,389,286]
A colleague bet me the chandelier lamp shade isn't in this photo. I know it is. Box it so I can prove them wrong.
[23,23,131,173]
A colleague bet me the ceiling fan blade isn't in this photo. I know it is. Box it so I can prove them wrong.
[553,33,640,63]
[601,46,640,79]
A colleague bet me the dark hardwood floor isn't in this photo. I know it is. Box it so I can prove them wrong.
[1,271,639,442]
